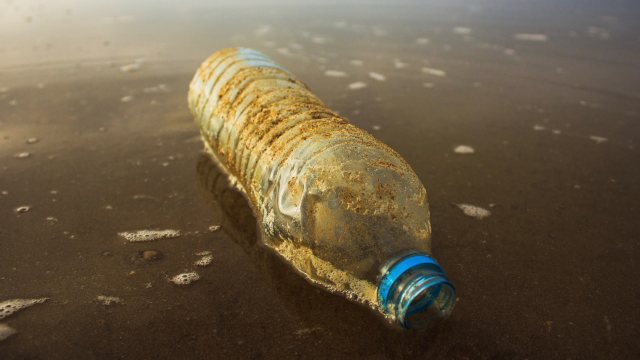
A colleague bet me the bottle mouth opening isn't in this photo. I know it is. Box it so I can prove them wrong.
[378,254,456,330]
[398,274,456,330]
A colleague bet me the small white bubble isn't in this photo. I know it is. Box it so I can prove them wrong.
[96,295,122,305]
[14,152,30,159]
[590,136,608,144]
[254,25,270,37]
[143,84,169,93]
[514,33,548,42]
[456,204,491,219]
[120,95,133,102]
[454,145,475,154]
[368,72,386,82]
[170,272,200,285]
[312,36,329,44]
[372,125,381,131]
[586,27,610,40]
[324,70,348,78]
[208,225,220,232]
[194,255,213,267]
[348,82,368,90]
[533,125,546,131]
[14,206,30,213]
[422,68,446,77]
[349,60,363,66]
[120,62,142,73]
[393,60,408,69]
[453,27,472,35]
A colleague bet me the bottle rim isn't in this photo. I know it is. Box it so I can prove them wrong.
[377,253,456,329]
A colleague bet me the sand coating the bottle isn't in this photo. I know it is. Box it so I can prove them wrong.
[188,48,453,328]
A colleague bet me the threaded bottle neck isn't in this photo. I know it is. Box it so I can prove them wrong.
[378,253,456,330]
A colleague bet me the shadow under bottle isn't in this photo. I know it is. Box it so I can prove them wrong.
[195,152,455,333]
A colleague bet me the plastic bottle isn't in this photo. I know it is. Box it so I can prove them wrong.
[188,47,456,330]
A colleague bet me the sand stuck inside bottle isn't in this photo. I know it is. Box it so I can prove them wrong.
[188,47,456,330]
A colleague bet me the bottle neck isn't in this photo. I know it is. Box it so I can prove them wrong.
[377,253,456,330]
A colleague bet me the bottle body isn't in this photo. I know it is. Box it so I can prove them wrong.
[188,47,455,329]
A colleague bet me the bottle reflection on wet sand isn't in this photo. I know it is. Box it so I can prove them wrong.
[195,152,449,357]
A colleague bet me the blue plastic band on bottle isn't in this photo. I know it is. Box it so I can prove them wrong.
[378,254,445,310]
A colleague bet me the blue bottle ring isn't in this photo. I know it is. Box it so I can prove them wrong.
[378,254,444,310]
[378,253,456,330]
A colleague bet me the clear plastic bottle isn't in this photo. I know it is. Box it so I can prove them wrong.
[188,47,456,330]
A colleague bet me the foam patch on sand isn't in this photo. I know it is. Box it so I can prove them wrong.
[170,273,200,285]
[118,230,180,242]
[0,298,48,320]
[456,204,491,219]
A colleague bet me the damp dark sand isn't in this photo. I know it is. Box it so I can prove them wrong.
[1,1,640,359]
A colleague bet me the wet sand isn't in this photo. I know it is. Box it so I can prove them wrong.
[1,1,640,359]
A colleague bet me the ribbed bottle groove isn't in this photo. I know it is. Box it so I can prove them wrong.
[242,113,341,187]
[226,89,317,136]
[216,72,303,118]
[237,104,336,159]
[246,117,350,179]
[191,52,247,119]
[223,89,324,150]
[188,48,455,330]
[239,108,336,183]
[198,57,284,130]
[211,80,301,145]
[216,78,310,148]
